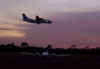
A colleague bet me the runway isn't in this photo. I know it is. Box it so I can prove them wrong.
[0,52,100,69]
[0,56,100,65]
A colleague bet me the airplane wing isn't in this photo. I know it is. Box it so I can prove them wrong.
[54,54,72,57]
[21,52,36,56]
[51,53,72,57]
[21,52,41,57]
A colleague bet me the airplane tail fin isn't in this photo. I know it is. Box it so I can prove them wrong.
[22,13,28,20]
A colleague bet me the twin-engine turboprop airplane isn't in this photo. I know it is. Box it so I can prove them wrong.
[22,13,52,25]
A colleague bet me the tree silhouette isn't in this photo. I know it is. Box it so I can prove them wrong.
[21,42,29,48]
[0,42,100,55]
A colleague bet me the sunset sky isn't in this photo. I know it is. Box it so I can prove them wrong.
[0,0,100,48]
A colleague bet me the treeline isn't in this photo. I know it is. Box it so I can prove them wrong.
[0,42,100,55]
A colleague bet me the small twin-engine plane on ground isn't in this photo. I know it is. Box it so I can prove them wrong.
[21,51,71,58]
[22,13,52,25]
[21,46,71,58]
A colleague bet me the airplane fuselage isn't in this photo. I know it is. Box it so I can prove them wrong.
[24,18,52,24]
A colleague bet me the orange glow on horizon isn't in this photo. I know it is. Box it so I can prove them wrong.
[0,30,25,38]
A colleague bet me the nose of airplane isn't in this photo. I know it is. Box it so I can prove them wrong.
[48,20,52,23]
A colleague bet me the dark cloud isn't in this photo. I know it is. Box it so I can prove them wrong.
[0,28,14,31]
